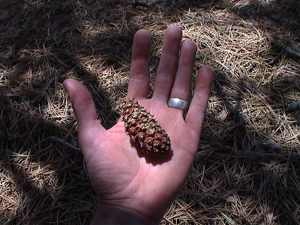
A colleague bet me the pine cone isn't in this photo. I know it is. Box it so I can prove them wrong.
[122,98,171,156]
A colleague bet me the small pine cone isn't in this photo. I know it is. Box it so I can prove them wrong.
[122,98,171,156]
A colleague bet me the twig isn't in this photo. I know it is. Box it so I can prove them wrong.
[269,41,300,65]
[269,48,285,65]
[273,41,300,58]
[49,136,80,151]
[245,9,258,25]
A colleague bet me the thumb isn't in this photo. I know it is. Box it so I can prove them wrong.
[63,78,104,133]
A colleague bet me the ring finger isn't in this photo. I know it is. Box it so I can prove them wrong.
[168,40,197,112]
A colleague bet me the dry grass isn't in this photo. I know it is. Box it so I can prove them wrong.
[1,0,300,224]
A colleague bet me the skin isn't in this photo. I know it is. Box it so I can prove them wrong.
[63,25,213,224]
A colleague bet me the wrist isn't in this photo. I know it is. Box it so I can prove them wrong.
[91,202,160,225]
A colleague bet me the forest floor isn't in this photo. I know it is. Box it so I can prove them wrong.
[1,0,300,224]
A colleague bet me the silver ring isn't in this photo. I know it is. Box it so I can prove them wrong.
[168,98,188,110]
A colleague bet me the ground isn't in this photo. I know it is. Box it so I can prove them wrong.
[0,0,300,224]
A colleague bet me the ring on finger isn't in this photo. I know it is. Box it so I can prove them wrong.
[168,98,188,110]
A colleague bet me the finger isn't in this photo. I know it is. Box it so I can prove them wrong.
[153,25,182,101]
[127,29,151,98]
[169,40,196,105]
[63,78,103,132]
[185,66,213,134]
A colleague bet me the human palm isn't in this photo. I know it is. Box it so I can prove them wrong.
[63,26,213,224]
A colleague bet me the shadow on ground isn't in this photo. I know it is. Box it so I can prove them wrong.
[0,0,299,224]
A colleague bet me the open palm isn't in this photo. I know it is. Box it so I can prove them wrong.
[63,26,213,224]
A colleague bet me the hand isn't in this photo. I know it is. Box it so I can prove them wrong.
[63,25,213,224]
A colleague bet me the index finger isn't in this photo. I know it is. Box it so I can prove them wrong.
[127,29,151,98]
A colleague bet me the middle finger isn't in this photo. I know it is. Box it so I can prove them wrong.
[152,25,182,102]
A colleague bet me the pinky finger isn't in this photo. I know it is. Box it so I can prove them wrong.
[185,66,213,134]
